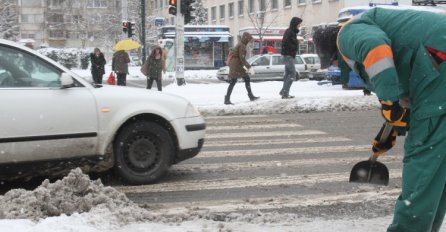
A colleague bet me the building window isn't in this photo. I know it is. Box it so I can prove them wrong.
[49,30,64,38]
[238,0,244,16]
[211,7,216,21]
[220,5,225,20]
[48,13,64,23]
[298,0,305,4]
[87,0,108,8]
[21,33,35,39]
[22,14,43,23]
[284,0,291,7]
[48,0,63,7]
[311,0,321,4]
[259,0,266,11]
[271,0,278,9]
[229,3,234,18]
[248,0,254,13]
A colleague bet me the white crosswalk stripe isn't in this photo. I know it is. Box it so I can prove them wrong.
[204,136,351,147]
[126,115,401,218]
[205,130,326,138]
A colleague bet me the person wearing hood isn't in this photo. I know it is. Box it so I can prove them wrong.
[313,8,446,232]
[141,46,166,91]
[112,50,130,86]
[225,32,259,105]
[90,48,106,85]
[279,16,302,99]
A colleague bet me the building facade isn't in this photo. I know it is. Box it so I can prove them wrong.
[17,0,123,49]
[150,0,412,45]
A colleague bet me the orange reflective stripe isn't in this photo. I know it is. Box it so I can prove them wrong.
[363,44,393,69]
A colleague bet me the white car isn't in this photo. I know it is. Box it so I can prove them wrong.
[0,39,205,185]
[217,54,308,81]
[300,54,321,72]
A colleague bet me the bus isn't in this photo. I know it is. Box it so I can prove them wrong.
[337,2,446,24]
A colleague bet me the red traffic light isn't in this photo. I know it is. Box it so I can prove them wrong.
[122,21,129,27]
[169,0,176,6]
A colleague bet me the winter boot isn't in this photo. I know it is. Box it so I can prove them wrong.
[249,94,260,101]
[224,95,233,105]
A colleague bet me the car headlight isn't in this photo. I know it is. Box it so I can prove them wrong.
[185,103,201,117]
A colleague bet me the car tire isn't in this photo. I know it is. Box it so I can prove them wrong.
[114,121,173,185]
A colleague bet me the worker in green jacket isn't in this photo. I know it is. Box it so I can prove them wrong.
[313,8,446,232]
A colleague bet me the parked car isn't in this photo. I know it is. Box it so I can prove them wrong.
[0,39,206,185]
[300,54,321,72]
[216,54,308,81]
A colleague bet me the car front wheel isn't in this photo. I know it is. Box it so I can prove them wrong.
[114,121,173,185]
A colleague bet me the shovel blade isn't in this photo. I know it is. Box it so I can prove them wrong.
[349,160,389,186]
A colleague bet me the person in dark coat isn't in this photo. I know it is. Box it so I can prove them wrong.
[90,48,106,85]
[112,50,130,86]
[225,32,259,105]
[280,16,302,99]
[141,46,166,91]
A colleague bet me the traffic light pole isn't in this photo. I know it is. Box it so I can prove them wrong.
[175,0,186,86]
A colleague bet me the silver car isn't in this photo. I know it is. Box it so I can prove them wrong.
[217,54,308,81]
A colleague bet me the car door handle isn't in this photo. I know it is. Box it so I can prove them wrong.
[266,67,270,69]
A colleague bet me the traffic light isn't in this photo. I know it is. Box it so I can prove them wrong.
[181,0,196,24]
[168,0,177,15]
[127,21,135,38]
[122,21,129,34]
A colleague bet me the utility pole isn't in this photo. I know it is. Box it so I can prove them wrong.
[141,0,146,62]
[175,0,186,85]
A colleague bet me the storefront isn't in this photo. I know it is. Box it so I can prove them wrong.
[161,25,233,69]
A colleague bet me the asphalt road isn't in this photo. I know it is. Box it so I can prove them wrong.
[116,110,406,220]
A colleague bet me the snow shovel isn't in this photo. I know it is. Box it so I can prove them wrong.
[349,122,391,186]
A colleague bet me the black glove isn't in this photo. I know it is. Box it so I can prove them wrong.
[380,100,409,127]
[372,123,398,156]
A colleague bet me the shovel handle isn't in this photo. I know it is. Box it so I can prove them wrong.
[371,122,393,161]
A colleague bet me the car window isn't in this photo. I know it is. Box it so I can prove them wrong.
[0,45,63,88]
[272,56,285,65]
[295,56,304,64]
[252,56,270,66]
[303,56,320,64]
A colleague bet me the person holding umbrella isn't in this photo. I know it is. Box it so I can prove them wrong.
[112,50,130,86]
[112,39,140,86]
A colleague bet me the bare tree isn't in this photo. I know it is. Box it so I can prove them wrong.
[245,0,280,48]
[0,0,18,40]
[189,0,208,25]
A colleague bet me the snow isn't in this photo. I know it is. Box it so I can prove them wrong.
[0,68,443,231]
[75,66,380,116]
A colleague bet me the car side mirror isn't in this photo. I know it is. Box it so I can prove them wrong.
[252,62,258,66]
[60,73,74,88]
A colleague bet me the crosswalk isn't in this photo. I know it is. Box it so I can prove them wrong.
[119,114,403,218]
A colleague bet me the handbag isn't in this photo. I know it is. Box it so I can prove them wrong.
[107,72,116,85]
[140,59,149,76]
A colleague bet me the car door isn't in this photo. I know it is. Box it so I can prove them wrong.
[271,55,286,80]
[250,55,271,80]
[0,44,99,164]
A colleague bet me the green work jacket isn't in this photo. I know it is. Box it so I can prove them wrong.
[338,8,446,120]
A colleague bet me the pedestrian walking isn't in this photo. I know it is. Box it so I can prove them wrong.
[225,32,259,105]
[90,48,106,85]
[141,46,166,91]
[111,50,130,86]
[279,17,302,99]
[313,8,446,232]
